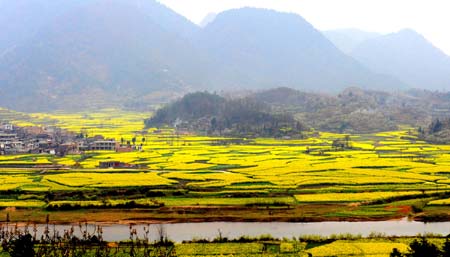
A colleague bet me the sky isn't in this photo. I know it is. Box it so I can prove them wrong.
[157,0,450,55]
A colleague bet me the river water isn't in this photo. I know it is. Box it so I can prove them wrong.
[11,219,449,242]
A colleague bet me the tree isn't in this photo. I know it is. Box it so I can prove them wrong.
[391,237,448,257]
[211,117,217,132]
[390,248,403,257]
[406,238,441,257]
[443,238,450,257]
[7,234,35,257]
[430,119,443,133]
[296,121,303,131]
[344,135,351,148]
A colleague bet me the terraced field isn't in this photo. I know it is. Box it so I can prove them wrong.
[0,108,449,223]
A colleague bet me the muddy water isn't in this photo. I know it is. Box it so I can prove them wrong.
[13,218,449,242]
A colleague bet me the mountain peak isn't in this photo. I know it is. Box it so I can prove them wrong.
[388,28,428,43]
[396,28,420,36]
[200,8,403,92]
[351,28,450,90]
[200,12,217,27]
[208,7,307,27]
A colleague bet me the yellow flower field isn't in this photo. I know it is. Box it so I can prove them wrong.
[306,241,409,257]
[0,108,449,215]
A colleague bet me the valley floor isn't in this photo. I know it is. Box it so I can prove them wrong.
[0,109,449,223]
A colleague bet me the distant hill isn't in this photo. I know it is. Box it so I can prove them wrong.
[323,28,381,54]
[145,92,305,138]
[197,8,404,91]
[147,86,450,134]
[351,29,450,90]
[250,87,435,133]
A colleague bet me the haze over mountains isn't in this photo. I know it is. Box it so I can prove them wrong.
[196,8,402,92]
[326,28,450,91]
[0,0,449,111]
[323,29,381,54]
[350,29,450,91]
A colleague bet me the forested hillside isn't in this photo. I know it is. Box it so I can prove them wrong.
[145,92,305,137]
[145,87,450,135]
[420,118,450,143]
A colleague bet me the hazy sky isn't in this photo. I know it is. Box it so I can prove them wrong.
[157,0,450,55]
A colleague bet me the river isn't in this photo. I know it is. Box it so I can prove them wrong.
[8,218,449,242]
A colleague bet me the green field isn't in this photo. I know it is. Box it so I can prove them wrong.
[0,108,449,222]
[0,236,446,257]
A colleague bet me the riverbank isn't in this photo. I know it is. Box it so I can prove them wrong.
[1,202,449,225]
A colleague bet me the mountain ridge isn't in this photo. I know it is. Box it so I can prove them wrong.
[197,8,405,92]
[350,28,450,90]
[0,2,445,111]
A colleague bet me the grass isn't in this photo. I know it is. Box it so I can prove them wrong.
[155,197,296,206]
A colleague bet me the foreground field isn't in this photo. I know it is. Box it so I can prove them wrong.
[175,237,446,257]
[0,108,449,222]
[0,234,447,257]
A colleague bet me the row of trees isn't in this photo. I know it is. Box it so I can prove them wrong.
[1,215,175,257]
[391,238,450,257]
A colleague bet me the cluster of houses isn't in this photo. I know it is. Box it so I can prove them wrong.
[0,123,140,156]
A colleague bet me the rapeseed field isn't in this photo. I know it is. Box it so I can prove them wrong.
[0,109,448,223]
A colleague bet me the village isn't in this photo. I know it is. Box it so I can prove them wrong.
[0,122,142,157]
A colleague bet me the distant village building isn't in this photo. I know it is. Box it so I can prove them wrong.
[0,132,20,154]
[89,140,116,151]
[0,123,139,157]
[77,135,117,152]
[115,143,134,152]
[99,161,139,169]
[56,143,79,156]
[0,133,16,141]
[1,124,13,131]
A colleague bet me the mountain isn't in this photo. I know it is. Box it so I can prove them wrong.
[0,0,199,53]
[0,0,87,55]
[0,4,409,111]
[351,29,450,90]
[323,28,381,54]
[132,0,200,40]
[0,0,211,111]
[197,8,404,92]
[200,13,217,27]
